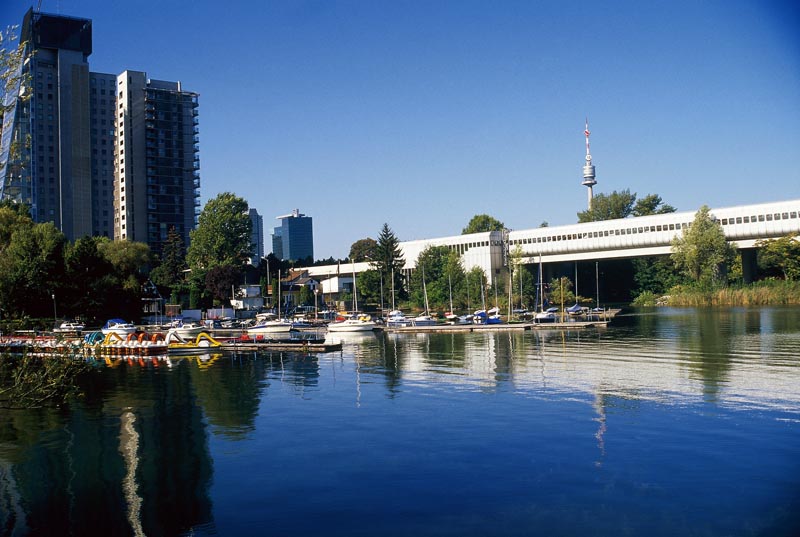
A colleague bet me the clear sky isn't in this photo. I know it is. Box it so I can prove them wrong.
[3,0,799,259]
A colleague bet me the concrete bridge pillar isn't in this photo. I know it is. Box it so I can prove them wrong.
[740,248,758,284]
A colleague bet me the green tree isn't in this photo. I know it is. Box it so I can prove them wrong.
[465,267,488,311]
[409,246,465,312]
[63,236,116,320]
[205,264,241,305]
[0,222,66,318]
[356,269,383,306]
[632,194,676,217]
[349,238,378,262]
[577,189,636,222]
[756,235,800,281]
[632,256,684,297]
[671,205,737,287]
[373,223,406,302]
[548,276,575,308]
[150,226,186,290]
[187,193,252,275]
[462,214,504,234]
[579,189,677,222]
[510,245,535,310]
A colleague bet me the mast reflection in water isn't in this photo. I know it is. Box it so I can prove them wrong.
[0,307,799,536]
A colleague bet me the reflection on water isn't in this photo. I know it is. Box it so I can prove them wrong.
[0,307,798,536]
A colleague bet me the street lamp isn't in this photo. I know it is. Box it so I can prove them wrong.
[51,293,57,326]
[314,288,319,320]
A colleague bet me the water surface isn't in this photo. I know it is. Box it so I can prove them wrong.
[1,307,798,536]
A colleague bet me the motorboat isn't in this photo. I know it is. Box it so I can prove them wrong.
[327,316,377,332]
[101,319,137,336]
[173,320,207,338]
[411,313,437,327]
[55,321,85,333]
[386,310,410,328]
[247,318,295,335]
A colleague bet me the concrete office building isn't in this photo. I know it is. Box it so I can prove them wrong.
[273,209,313,262]
[114,70,200,254]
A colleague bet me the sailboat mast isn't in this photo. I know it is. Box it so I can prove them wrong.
[539,253,544,312]
[448,272,453,314]
[391,267,396,311]
[422,265,430,314]
[352,261,358,312]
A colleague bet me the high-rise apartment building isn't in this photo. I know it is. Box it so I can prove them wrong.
[114,70,200,254]
[273,209,314,262]
[0,9,94,240]
[89,72,117,237]
[0,9,200,252]
[249,208,264,265]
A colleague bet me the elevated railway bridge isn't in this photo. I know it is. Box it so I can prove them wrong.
[306,199,799,294]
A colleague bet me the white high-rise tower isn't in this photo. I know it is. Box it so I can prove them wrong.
[582,119,597,210]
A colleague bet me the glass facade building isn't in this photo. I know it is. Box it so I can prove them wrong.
[273,209,313,262]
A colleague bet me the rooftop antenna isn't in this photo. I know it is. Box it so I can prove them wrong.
[582,118,597,210]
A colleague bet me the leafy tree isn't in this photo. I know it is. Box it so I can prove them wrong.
[409,246,466,312]
[463,267,488,311]
[632,194,676,217]
[756,235,800,281]
[187,192,252,278]
[510,245,535,309]
[356,269,383,306]
[97,238,152,285]
[578,189,636,222]
[205,264,241,305]
[0,222,66,318]
[0,200,33,249]
[548,276,575,307]
[373,223,406,302]
[63,236,116,320]
[150,226,186,290]
[462,214,505,234]
[349,238,378,262]
[671,205,737,287]
[632,256,684,297]
[578,190,676,222]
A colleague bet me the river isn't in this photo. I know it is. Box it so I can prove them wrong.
[0,307,798,536]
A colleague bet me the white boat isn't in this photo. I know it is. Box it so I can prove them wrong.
[55,321,85,333]
[411,314,437,327]
[534,307,559,323]
[173,321,206,338]
[247,318,295,335]
[101,319,137,336]
[387,310,411,327]
[327,317,377,332]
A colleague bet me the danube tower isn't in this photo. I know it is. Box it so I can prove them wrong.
[582,119,597,210]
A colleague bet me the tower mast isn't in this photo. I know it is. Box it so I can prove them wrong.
[582,118,597,210]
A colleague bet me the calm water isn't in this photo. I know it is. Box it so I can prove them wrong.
[1,307,799,536]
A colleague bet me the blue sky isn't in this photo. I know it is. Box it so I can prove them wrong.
[3,0,799,259]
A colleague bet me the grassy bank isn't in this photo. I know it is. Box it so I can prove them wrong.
[635,279,800,307]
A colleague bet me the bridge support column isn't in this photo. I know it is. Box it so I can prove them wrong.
[740,248,758,284]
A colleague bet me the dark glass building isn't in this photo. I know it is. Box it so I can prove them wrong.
[273,209,313,262]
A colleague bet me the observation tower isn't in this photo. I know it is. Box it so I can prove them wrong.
[582,119,597,210]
